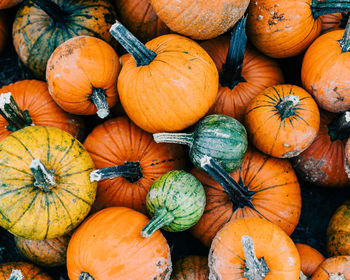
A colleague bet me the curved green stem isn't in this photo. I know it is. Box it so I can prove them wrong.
[90,161,143,183]
[153,132,194,147]
[8,270,23,280]
[276,95,299,120]
[110,21,156,67]
[30,0,68,23]
[339,17,350,53]
[141,208,174,238]
[90,87,109,119]
[328,110,350,141]
[0,92,33,131]
[30,159,55,192]
[79,272,94,280]
[220,16,247,90]
[311,0,350,19]
[242,235,270,280]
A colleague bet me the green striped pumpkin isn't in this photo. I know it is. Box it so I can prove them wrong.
[141,170,206,237]
[13,0,117,79]
[0,126,97,240]
[153,114,248,172]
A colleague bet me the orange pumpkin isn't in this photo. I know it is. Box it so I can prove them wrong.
[302,25,350,113]
[345,137,350,178]
[296,244,325,278]
[171,256,208,280]
[292,110,350,188]
[46,36,120,119]
[0,11,8,54]
[113,0,169,43]
[67,207,172,280]
[110,21,218,133]
[190,147,301,247]
[208,217,300,280]
[311,256,350,279]
[149,0,249,40]
[245,84,320,158]
[83,116,186,213]
[200,17,284,123]
[0,262,52,279]
[0,0,22,9]
[0,80,84,142]
[321,13,348,34]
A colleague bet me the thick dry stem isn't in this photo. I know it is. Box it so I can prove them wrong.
[339,17,350,52]
[329,273,346,280]
[299,271,308,280]
[79,272,94,280]
[30,159,56,192]
[90,88,109,119]
[312,0,350,19]
[7,270,23,280]
[31,0,68,23]
[153,132,194,147]
[276,95,299,120]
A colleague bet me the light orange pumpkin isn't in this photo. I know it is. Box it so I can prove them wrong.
[311,256,350,280]
[296,244,325,278]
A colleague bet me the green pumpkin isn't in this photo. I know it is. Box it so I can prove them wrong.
[141,170,206,238]
[13,0,117,79]
[153,114,248,172]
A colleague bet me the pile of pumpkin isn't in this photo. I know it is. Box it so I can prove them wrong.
[0,0,349,279]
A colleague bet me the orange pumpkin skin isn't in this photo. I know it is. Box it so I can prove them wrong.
[83,116,187,213]
[14,235,70,267]
[0,262,52,279]
[47,36,120,118]
[246,0,322,58]
[320,13,344,34]
[302,30,350,113]
[190,147,301,247]
[208,217,300,280]
[345,138,350,178]
[67,207,172,280]
[296,244,325,277]
[118,34,219,133]
[120,53,131,67]
[292,111,350,188]
[0,80,84,142]
[150,0,249,40]
[114,0,169,43]
[327,200,350,257]
[0,0,22,9]
[245,84,320,158]
[171,256,208,280]
[200,37,284,123]
[311,256,350,280]
[0,11,8,54]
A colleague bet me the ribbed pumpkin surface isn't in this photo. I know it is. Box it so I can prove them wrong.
[171,256,208,280]
[0,262,52,279]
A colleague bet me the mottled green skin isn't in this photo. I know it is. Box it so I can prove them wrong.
[191,114,248,172]
[13,0,117,79]
[146,170,206,233]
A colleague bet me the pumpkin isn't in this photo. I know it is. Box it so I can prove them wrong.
[245,84,320,158]
[0,0,22,9]
[296,244,325,278]
[311,256,350,280]
[0,262,52,279]
[120,53,131,67]
[0,80,84,142]
[153,114,248,173]
[141,170,206,237]
[321,13,348,34]
[67,207,172,280]
[149,0,249,40]
[0,11,8,54]
[14,235,70,267]
[246,0,350,58]
[0,126,97,240]
[200,17,284,123]
[327,200,350,257]
[13,0,117,79]
[301,22,350,113]
[171,256,208,280]
[345,137,350,178]
[110,21,219,133]
[46,36,120,119]
[113,0,169,43]
[208,217,300,280]
[84,116,186,213]
[190,147,301,247]
[291,110,350,188]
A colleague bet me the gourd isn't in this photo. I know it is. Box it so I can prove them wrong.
[0,262,52,279]
[171,256,208,280]
[311,256,350,279]
[296,244,325,279]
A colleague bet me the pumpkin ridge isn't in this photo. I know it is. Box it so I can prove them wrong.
[59,188,92,206]
[51,192,74,226]
[31,0,69,23]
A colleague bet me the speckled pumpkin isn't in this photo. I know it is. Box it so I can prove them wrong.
[0,126,97,240]
[0,262,52,279]
[311,256,350,280]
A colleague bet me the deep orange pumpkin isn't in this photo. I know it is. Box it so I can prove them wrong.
[345,138,350,178]
[171,256,208,280]
[67,207,172,280]
[0,11,8,54]
[83,116,186,214]
[320,13,348,34]
[190,147,301,247]
[0,80,84,142]
[296,244,325,277]
[311,256,350,279]
[245,84,320,158]
[0,0,22,9]
[0,262,52,279]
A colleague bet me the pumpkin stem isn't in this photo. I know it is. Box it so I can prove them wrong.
[327,110,350,141]
[0,92,33,132]
[153,132,194,148]
[220,16,247,90]
[109,21,156,67]
[7,270,23,280]
[90,161,143,183]
[242,235,270,280]
[30,159,56,192]
[339,17,350,53]
[90,87,110,119]
[30,0,68,23]
[299,271,309,280]
[79,272,94,280]
[329,273,346,280]
[275,95,299,121]
[311,0,350,19]
[141,208,174,238]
